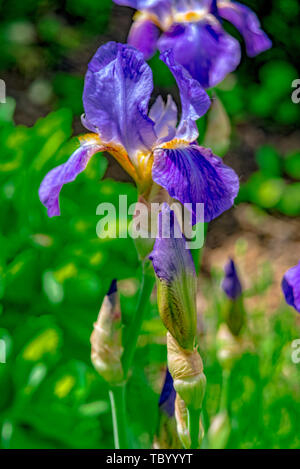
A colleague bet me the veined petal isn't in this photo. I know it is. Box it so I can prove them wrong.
[149,94,178,141]
[160,49,211,141]
[222,258,242,300]
[83,42,157,160]
[282,261,300,313]
[39,135,104,217]
[218,1,272,57]
[152,144,239,223]
[158,20,241,89]
[128,17,159,60]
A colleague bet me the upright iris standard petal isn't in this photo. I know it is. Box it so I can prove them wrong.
[159,368,176,417]
[39,137,103,217]
[128,17,160,60]
[83,42,156,158]
[158,21,241,89]
[149,94,178,141]
[282,261,300,313]
[222,258,242,300]
[149,204,197,349]
[218,1,272,57]
[161,49,211,141]
[152,145,239,224]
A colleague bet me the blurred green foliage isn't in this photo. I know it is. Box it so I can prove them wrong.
[0,0,299,450]
[238,145,300,216]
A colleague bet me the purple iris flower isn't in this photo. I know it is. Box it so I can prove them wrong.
[114,0,272,88]
[282,261,300,313]
[159,368,176,416]
[39,43,239,223]
[221,258,242,300]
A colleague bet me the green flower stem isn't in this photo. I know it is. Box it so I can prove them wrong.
[122,259,155,377]
[109,384,128,449]
[191,222,208,275]
[187,407,202,449]
[219,368,230,412]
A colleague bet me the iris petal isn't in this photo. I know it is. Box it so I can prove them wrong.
[158,20,241,89]
[149,94,178,141]
[159,368,176,417]
[128,17,160,60]
[160,49,211,141]
[152,144,239,223]
[282,261,300,313]
[39,137,104,217]
[218,1,272,57]
[83,42,157,159]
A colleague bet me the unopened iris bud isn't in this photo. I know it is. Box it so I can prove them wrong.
[90,280,124,385]
[222,258,242,300]
[154,368,182,449]
[221,258,245,336]
[282,260,300,313]
[167,333,206,410]
[149,204,197,350]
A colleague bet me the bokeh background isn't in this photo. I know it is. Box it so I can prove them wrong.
[0,0,299,449]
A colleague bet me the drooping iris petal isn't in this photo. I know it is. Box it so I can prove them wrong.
[218,1,272,57]
[282,261,300,313]
[149,203,197,349]
[83,42,156,158]
[160,49,211,141]
[222,258,242,300]
[39,138,103,217]
[149,94,178,141]
[159,368,176,417]
[158,20,241,89]
[128,17,159,60]
[152,144,239,223]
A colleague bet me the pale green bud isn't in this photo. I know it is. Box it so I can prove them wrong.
[208,411,231,449]
[90,280,124,385]
[216,323,242,371]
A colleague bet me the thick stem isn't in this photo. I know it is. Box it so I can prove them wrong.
[122,259,155,377]
[187,407,202,449]
[109,384,128,449]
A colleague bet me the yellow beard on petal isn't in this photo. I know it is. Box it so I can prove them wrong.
[159,138,190,150]
[79,133,154,192]
[79,133,138,183]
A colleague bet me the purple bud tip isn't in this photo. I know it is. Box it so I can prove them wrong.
[159,368,176,417]
[222,258,242,300]
[107,279,118,296]
[281,261,300,313]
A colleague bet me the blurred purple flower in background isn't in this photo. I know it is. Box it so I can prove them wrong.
[221,258,242,300]
[282,261,300,313]
[114,0,272,88]
[159,368,176,416]
[39,43,239,223]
